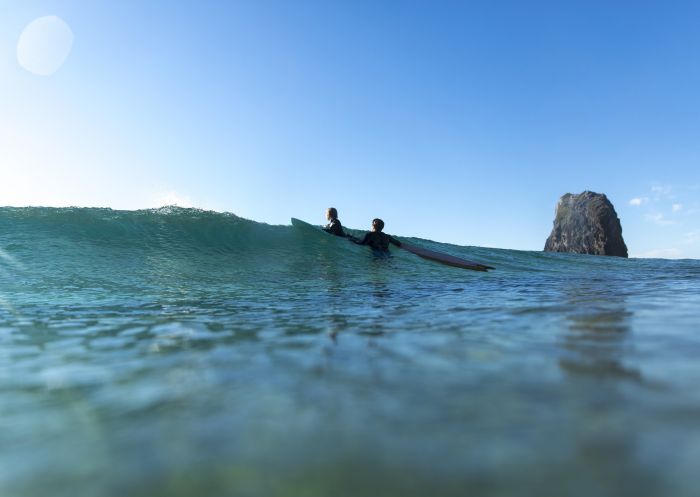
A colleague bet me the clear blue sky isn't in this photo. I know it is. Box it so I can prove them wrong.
[2,0,699,258]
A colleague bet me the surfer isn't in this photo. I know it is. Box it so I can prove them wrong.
[323,207,346,237]
[323,207,347,236]
[355,218,402,253]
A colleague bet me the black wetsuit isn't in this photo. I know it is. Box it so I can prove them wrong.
[356,231,402,252]
[323,218,346,237]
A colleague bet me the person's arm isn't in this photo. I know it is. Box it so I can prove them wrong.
[354,233,370,245]
[388,235,402,248]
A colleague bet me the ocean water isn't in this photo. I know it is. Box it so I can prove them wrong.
[1,206,699,497]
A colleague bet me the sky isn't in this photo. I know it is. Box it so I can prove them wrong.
[1,0,699,258]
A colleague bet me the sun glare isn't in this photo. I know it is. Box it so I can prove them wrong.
[17,15,74,76]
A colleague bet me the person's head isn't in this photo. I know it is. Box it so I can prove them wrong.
[326,207,338,221]
[371,218,384,232]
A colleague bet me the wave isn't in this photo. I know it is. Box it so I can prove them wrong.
[0,207,693,285]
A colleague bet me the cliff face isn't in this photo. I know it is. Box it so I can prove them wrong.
[544,191,628,257]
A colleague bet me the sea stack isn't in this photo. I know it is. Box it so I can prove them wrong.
[544,191,628,257]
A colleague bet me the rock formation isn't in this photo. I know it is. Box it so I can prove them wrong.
[544,191,628,257]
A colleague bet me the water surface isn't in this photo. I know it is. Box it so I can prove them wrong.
[1,207,699,497]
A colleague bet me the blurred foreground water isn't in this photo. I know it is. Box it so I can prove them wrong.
[1,207,699,497]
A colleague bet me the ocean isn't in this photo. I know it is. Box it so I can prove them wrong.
[1,206,699,497]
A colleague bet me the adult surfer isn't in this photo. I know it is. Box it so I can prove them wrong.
[323,207,346,237]
[355,218,402,253]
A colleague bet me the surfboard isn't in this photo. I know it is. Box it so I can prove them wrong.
[291,217,321,231]
[400,242,494,272]
[291,218,494,271]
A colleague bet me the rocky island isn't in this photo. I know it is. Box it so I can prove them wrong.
[544,191,628,257]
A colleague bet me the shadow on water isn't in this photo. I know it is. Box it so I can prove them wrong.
[557,275,644,384]
[546,273,669,497]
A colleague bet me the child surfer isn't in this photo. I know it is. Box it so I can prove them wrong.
[323,207,346,237]
[355,218,402,253]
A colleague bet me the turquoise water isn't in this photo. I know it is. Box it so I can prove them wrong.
[1,206,699,497]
